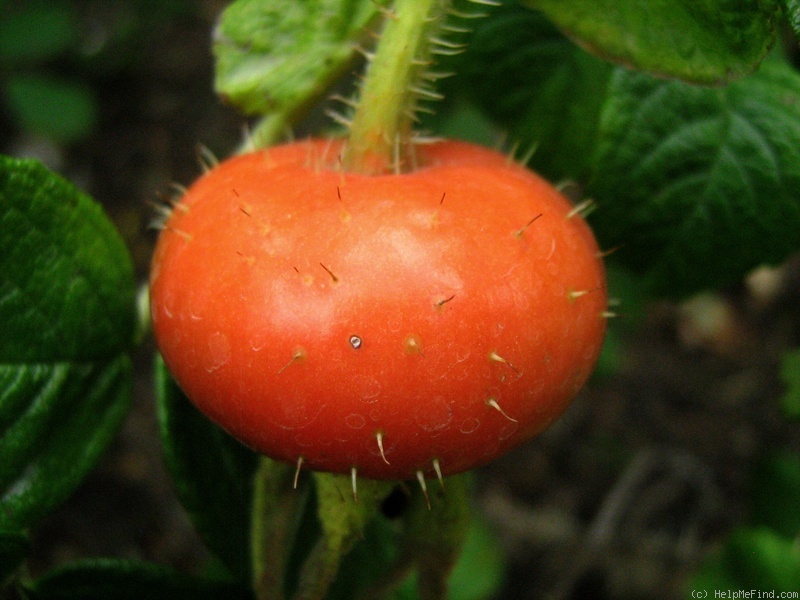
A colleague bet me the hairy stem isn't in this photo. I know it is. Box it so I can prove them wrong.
[342,0,449,174]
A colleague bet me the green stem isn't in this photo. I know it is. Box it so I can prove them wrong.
[251,457,296,600]
[343,0,449,174]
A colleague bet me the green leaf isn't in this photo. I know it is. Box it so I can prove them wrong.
[447,513,505,600]
[587,57,800,297]
[724,527,800,591]
[213,0,381,137]
[0,529,29,583]
[521,0,780,85]
[3,74,98,143]
[0,359,131,531]
[1,155,136,362]
[27,559,254,600]
[750,451,800,537]
[690,527,800,594]
[779,347,800,419]
[0,1,79,65]
[443,3,612,181]
[781,0,800,38]
[296,473,395,600]
[1,157,135,531]
[154,355,258,583]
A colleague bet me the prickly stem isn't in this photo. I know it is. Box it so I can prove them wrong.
[342,0,451,174]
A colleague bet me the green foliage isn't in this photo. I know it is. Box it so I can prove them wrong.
[0,156,135,585]
[0,1,96,143]
[213,0,383,145]
[588,56,800,297]
[690,451,800,594]
[440,4,611,181]
[0,157,136,362]
[0,1,79,65]
[25,559,253,600]
[779,347,800,419]
[154,355,258,583]
[521,0,780,85]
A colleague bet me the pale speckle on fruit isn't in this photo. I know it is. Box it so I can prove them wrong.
[205,332,230,372]
[349,335,363,349]
[459,417,480,434]
[413,394,453,433]
[351,374,382,402]
[345,413,366,429]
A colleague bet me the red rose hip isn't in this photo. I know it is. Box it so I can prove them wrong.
[150,138,607,481]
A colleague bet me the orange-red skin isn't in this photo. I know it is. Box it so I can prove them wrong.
[150,139,606,480]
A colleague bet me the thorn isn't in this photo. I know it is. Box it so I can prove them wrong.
[486,398,518,423]
[325,108,353,128]
[278,348,307,374]
[601,310,619,319]
[319,263,339,283]
[567,286,604,302]
[567,199,596,219]
[488,350,520,375]
[429,46,466,56]
[351,467,358,504]
[441,24,471,33]
[329,93,358,109]
[165,225,193,242]
[168,182,189,199]
[597,245,622,258]
[518,142,539,165]
[196,144,219,172]
[293,456,304,489]
[514,213,543,239]
[469,0,501,5]
[407,85,445,101]
[376,431,390,464]
[416,470,431,509]
[434,295,456,309]
[428,36,465,50]
[432,459,445,491]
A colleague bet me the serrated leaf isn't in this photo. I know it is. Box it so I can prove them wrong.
[1,157,135,531]
[0,359,131,531]
[154,354,258,583]
[213,0,380,123]
[1,156,136,362]
[587,57,800,297]
[27,559,254,600]
[443,3,611,181]
[521,0,779,85]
